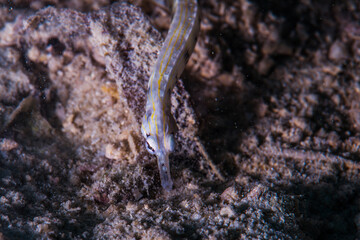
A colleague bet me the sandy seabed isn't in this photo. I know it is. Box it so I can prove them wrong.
[0,0,360,239]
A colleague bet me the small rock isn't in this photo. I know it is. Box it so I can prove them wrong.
[105,144,122,160]
[220,206,235,218]
[328,40,348,61]
[258,57,274,75]
[0,138,18,151]
[220,186,239,202]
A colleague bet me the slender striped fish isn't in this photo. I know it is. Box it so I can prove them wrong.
[141,0,200,191]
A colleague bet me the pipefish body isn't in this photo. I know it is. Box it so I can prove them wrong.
[141,0,200,191]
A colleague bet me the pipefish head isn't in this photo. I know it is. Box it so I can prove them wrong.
[141,112,175,191]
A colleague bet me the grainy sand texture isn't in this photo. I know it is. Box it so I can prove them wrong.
[0,0,360,239]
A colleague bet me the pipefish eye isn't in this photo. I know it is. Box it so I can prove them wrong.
[145,137,157,155]
[146,142,155,154]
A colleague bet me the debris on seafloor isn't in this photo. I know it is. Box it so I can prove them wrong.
[2,0,360,239]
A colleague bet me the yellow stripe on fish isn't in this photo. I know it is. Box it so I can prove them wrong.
[141,0,200,191]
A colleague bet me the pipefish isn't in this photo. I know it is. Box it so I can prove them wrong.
[141,0,200,191]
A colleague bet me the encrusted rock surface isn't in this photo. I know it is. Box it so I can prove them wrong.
[0,0,360,239]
